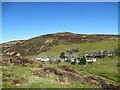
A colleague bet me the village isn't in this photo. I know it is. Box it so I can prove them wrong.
[34,50,115,65]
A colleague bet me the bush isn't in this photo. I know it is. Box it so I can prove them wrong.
[79,56,86,65]
[59,52,66,59]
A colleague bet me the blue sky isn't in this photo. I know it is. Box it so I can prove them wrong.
[2,2,118,43]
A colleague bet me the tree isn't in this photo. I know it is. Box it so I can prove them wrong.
[59,52,66,59]
[79,56,86,65]
[83,56,86,64]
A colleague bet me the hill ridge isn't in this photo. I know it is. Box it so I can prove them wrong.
[2,32,119,57]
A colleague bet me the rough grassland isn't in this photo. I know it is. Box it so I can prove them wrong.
[25,38,118,58]
[2,56,119,88]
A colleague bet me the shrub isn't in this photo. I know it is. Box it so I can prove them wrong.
[59,52,66,59]
[71,62,76,65]
[79,56,86,65]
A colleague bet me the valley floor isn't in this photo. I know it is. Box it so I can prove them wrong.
[1,56,120,88]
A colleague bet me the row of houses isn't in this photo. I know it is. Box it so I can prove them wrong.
[35,57,62,61]
[84,50,115,58]
[35,56,96,64]
[34,50,115,64]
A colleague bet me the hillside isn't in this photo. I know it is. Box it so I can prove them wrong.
[2,32,120,88]
[2,32,119,57]
[2,54,120,88]
[1,40,25,53]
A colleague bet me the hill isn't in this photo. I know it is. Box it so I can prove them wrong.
[2,32,120,88]
[2,32,119,57]
[0,40,25,53]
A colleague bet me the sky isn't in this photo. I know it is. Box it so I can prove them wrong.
[2,2,118,43]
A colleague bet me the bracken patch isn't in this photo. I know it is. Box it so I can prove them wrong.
[83,76,120,89]
[58,65,78,74]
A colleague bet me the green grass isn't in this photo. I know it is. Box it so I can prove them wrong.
[2,64,94,88]
[48,56,119,84]
[66,57,119,83]
[25,38,118,59]
[2,56,119,88]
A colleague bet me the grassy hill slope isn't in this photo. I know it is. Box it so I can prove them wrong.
[3,32,119,58]
[25,37,118,58]
[2,32,120,88]
[2,54,119,88]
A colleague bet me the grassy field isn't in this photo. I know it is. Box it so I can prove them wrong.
[25,38,118,59]
[2,56,119,88]
[68,57,119,83]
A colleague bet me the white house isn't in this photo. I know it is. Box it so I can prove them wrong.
[86,58,96,62]
[35,57,42,60]
[41,58,50,61]
[35,57,50,61]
